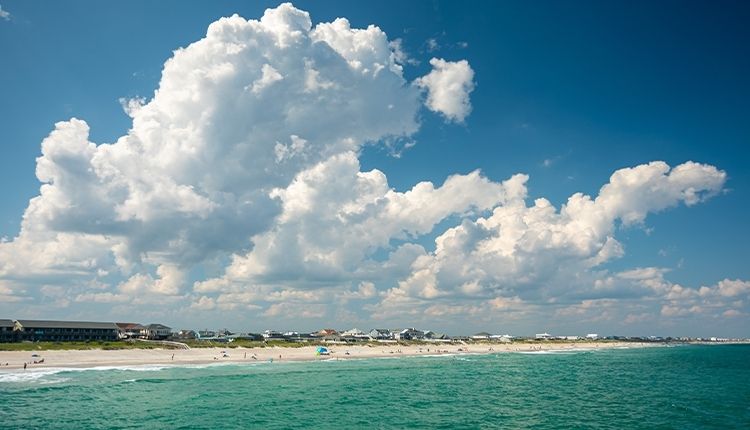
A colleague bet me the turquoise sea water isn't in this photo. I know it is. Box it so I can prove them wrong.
[0,345,748,429]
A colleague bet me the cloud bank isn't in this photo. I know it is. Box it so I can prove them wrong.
[0,4,744,334]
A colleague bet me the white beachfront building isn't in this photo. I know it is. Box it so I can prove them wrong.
[141,323,172,340]
[490,334,514,343]
[368,329,394,340]
[395,328,424,340]
[341,328,369,342]
[471,332,492,340]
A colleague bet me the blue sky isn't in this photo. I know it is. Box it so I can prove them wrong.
[1,1,748,336]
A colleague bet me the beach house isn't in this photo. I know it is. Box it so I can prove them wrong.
[368,329,394,340]
[341,328,368,341]
[471,332,492,340]
[14,320,118,342]
[316,328,339,337]
[0,319,15,342]
[396,328,424,340]
[284,332,314,342]
[262,330,286,340]
[491,334,514,343]
[174,330,198,340]
[141,323,172,340]
[116,322,144,339]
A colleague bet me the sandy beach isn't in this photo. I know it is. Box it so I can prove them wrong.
[0,342,660,372]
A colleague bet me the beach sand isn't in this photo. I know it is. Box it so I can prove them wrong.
[0,342,659,372]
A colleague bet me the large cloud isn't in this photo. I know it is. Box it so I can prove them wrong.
[0,3,426,293]
[369,161,731,326]
[386,161,725,302]
[202,152,516,287]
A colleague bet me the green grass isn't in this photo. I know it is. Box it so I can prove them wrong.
[0,341,165,351]
[182,339,311,348]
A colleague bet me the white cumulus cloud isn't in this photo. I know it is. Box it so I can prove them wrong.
[0,4,10,21]
[374,161,727,318]
[416,58,475,122]
[0,3,424,301]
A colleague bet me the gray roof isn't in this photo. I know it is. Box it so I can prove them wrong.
[115,322,144,330]
[16,320,118,329]
[0,319,14,328]
[145,323,171,330]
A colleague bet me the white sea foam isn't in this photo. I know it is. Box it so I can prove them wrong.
[417,354,459,358]
[0,364,173,383]
[0,369,67,383]
[514,350,571,355]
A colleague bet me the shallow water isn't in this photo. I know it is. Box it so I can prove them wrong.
[1,345,748,429]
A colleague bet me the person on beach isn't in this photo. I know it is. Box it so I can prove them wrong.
[171,354,174,360]
[23,362,27,370]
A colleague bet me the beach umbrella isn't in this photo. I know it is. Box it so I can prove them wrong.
[316,346,329,355]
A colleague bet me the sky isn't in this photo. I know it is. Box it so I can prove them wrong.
[0,1,748,337]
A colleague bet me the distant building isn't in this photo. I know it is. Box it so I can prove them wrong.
[368,329,394,340]
[535,333,552,340]
[284,332,314,342]
[116,322,144,339]
[491,334,513,343]
[263,330,286,340]
[586,333,599,340]
[427,332,452,342]
[341,328,368,341]
[174,330,198,340]
[471,332,492,340]
[396,328,424,340]
[141,324,172,340]
[15,320,118,342]
[198,330,216,339]
[316,328,339,337]
[0,319,15,343]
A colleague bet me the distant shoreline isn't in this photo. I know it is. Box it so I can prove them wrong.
[0,341,674,372]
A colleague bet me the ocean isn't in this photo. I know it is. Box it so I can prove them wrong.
[0,345,748,429]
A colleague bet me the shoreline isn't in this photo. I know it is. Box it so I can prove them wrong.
[0,342,664,373]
